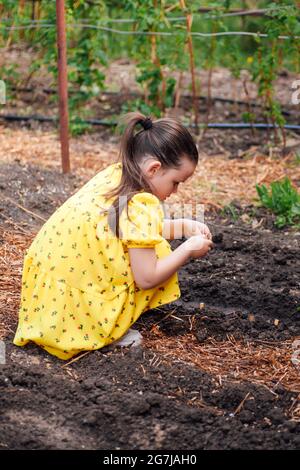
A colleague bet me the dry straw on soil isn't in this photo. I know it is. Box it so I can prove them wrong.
[142,330,300,420]
[0,126,300,208]
[0,228,34,339]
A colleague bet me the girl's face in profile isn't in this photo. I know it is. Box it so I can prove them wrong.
[142,156,196,201]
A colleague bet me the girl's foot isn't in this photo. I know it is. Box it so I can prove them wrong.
[105,328,143,350]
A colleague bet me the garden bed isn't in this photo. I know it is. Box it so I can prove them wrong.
[0,153,299,450]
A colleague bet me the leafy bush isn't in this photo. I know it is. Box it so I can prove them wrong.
[256,177,300,228]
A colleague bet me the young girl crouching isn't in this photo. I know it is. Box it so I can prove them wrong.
[13,112,213,360]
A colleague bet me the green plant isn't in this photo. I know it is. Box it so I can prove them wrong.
[248,3,300,145]
[293,153,300,165]
[0,64,20,102]
[124,0,180,117]
[242,111,256,123]
[222,203,239,222]
[22,0,108,128]
[69,115,91,136]
[136,60,176,116]
[121,97,159,117]
[256,177,300,228]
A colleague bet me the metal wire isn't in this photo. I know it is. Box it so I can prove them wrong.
[1,18,187,24]
[1,23,299,41]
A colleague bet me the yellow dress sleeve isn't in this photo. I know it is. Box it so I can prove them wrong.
[119,192,164,248]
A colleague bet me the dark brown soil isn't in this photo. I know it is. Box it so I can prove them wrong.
[0,159,299,450]
[0,160,84,230]
[1,341,300,450]
[140,221,300,343]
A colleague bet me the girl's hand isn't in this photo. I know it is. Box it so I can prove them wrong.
[183,220,212,240]
[184,235,213,259]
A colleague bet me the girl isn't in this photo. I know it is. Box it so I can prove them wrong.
[13,112,213,360]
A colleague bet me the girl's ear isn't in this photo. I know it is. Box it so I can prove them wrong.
[143,160,162,178]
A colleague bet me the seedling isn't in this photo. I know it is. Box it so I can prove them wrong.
[222,204,239,222]
[256,177,300,228]
[293,153,300,166]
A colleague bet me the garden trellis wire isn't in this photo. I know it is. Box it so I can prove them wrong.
[1,23,299,41]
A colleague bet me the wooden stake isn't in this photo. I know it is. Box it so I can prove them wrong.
[56,0,70,173]
[150,0,166,112]
[18,0,26,41]
[179,0,199,131]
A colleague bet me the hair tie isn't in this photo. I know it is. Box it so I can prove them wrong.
[140,117,153,131]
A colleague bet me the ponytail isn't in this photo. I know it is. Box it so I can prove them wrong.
[104,111,198,237]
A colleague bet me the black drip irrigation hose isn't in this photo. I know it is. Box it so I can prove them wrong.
[9,86,293,116]
[1,113,300,131]
[199,123,300,130]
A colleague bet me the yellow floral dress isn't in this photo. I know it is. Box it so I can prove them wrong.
[13,163,180,360]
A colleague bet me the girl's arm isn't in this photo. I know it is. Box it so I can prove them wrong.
[128,236,213,290]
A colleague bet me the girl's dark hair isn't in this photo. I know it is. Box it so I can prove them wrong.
[104,111,198,237]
